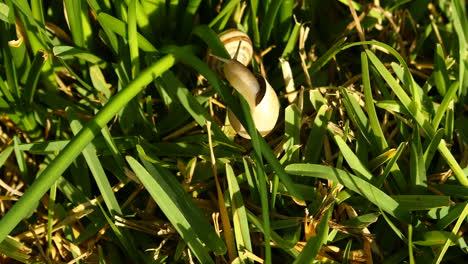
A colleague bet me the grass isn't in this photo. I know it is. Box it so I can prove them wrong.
[0,0,467,263]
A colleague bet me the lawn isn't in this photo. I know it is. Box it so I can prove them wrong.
[0,0,467,263]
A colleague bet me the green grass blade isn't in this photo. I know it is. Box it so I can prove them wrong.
[374,142,407,189]
[126,155,222,262]
[69,120,122,216]
[95,200,143,263]
[284,104,301,164]
[361,51,388,151]
[423,128,444,170]
[409,125,427,191]
[408,224,415,264]
[0,236,31,262]
[260,0,282,47]
[13,136,30,184]
[192,25,231,59]
[178,0,202,40]
[159,72,233,145]
[332,134,373,181]
[433,44,449,96]
[392,195,450,211]
[46,181,57,258]
[303,104,331,163]
[339,87,376,152]
[286,164,412,222]
[246,210,299,257]
[432,81,458,129]
[97,12,157,52]
[226,163,253,263]
[0,55,175,243]
[365,49,468,186]
[309,38,347,74]
[379,209,408,244]
[451,0,468,98]
[0,145,14,168]
[293,205,333,264]
[128,0,139,77]
[208,0,241,30]
[281,20,300,58]
[435,201,468,229]
[24,51,46,104]
[64,0,84,47]
[248,0,261,48]
[434,202,468,263]
[53,46,105,65]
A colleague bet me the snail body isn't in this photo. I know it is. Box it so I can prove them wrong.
[210,29,280,139]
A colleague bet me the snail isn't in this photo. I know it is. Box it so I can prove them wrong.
[209,29,279,139]
[207,29,253,70]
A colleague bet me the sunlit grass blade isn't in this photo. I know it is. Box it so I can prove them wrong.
[238,93,272,263]
[128,0,139,77]
[433,44,449,96]
[126,155,224,263]
[208,0,241,31]
[159,71,233,145]
[293,205,333,264]
[434,202,468,263]
[423,128,444,170]
[0,55,175,243]
[13,136,30,184]
[23,51,46,104]
[409,125,427,191]
[408,224,415,264]
[69,120,122,216]
[365,49,468,187]
[286,164,411,222]
[0,236,31,262]
[374,142,407,189]
[332,134,373,181]
[284,104,301,164]
[282,20,300,58]
[97,12,157,52]
[248,0,261,48]
[339,87,377,153]
[303,104,330,163]
[433,81,458,129]
[0,145,14,168]
[450,0,468,98]
[435,201,468,229]
[361,51,388,151]
[369,148,396,171]
[226,163,253,263]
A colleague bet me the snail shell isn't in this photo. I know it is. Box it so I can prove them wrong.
[209,29,279,139]
[207,29,253,73]
[223,60,280,139]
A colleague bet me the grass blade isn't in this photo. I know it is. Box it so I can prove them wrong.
[286,164,411,222]
[293,205,333,264]
[127,155,223,262]
[226,163,253,263]
[331,134,373,181]
[434,202,468,263]
[361,51,388,151]
[0,55,175,243]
